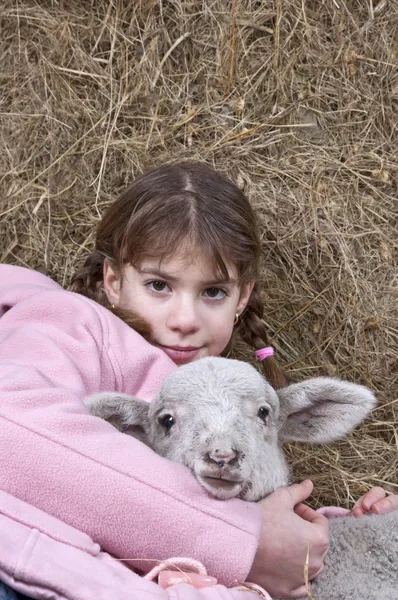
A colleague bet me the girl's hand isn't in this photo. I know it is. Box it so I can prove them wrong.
[351,487,398,517]
[247,480,329,598]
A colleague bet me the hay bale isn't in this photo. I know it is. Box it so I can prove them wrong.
[0,0,397,506]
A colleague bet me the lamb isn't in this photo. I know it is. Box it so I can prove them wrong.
[84,357,398,600]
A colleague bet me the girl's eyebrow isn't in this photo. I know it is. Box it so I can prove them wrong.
[138,267,237,286]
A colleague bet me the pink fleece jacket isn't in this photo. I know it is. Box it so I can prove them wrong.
[0,265,262,599]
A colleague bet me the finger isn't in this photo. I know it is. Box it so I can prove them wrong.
[371,495,398,515]
[307,563,325,581]
[321,548,329,562]
[288,585,312,599]
[295,502,329,528]
[352,487,385,511]
[309,563,324,580]
[288,565,324,599]
[284,480,314,508]
[359,487,386,511]
[351,506,365,518]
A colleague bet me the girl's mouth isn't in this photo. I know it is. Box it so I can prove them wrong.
[158,345,203,363]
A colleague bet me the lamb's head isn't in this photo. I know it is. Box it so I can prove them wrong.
[145,358,287,501]
[85,357,376,501]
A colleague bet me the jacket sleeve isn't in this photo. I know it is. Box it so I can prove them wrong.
[0,488,267,600]
[0,276,262,586]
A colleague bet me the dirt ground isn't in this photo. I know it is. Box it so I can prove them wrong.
[0,0,397,507]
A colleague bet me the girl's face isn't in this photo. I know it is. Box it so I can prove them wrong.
[104,253,254,365]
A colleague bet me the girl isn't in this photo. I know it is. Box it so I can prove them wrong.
[0,162,394,600]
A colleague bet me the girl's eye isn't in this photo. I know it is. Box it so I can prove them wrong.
[147,280,168,293]
[257,406,269,423]
[159,414,175,431]
[204,287,226,300]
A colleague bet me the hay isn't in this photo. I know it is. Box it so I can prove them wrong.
[0,0,397,507]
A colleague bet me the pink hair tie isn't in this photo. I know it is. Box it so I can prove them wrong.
[255,347,274,361]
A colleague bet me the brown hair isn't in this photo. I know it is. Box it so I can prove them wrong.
[70,161,288,388]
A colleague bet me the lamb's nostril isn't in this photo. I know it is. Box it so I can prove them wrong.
[208,449,238,466]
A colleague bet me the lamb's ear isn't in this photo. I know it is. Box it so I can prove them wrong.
[84,392,151,445]
[277,377,376,443]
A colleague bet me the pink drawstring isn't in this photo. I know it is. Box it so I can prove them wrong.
[145,557,217,589]
[255,347,274,361]
[144,556,272,597]
[144,557,208,582]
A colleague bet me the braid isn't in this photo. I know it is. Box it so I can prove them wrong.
[69,250,107,303]
[237,285,289,389]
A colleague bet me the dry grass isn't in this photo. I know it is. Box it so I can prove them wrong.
[0,0,397,507]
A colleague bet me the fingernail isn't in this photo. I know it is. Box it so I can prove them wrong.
[159,570,218,589]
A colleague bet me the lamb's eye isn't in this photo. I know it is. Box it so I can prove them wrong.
[257,406,269,422]
[159,414,175,431]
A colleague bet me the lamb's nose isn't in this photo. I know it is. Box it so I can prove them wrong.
[208,449,238,467]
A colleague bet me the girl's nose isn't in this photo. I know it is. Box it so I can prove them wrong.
[167,295,200,334]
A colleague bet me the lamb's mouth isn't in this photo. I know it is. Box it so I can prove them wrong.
[200,476,244,490]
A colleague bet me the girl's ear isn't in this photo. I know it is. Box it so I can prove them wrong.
[237,281,255,314]
[103,259,122,305]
